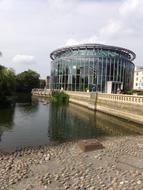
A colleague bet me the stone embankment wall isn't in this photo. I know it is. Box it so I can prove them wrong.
[65,91,143,124]
[32,89,143,124]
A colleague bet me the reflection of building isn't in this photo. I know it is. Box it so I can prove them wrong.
[47,103,143,142]
[133,66,143,90]
[50,44,135,93]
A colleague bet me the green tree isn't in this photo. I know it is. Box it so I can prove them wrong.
[0,65,16,106]
[16,70,40,93]
[0,65,16,96]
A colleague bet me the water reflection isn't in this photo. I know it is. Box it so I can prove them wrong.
[48,103,143,142]
[16,99,39,114]
[0,97,40,152]
[0,108,15,142]
[15,95,39,114]
[68,104,143,136]
[0,97,143,152]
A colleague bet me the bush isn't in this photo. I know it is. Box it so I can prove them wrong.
[50,91,69,104]
[125,89,143,95]
[137,91,143,96]
[125,89,135,95]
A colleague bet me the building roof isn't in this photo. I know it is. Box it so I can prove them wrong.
[50,43,136,61]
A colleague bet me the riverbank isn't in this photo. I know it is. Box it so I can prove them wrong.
[32,90,143,125]
[0,136,143,190]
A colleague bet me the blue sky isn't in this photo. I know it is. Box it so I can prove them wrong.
[0,0,142,78]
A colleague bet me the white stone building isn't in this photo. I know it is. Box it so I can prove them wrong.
[134,66,143,90]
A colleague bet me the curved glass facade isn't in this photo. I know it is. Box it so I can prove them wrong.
[50,44,135,93]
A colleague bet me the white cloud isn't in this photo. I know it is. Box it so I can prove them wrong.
[98,20,122,42]
[119,0,139,16]
[65,35,100,46]
[12,55,36,65]
[47,0,78,12]
[98,0,143,44]
[65,0,143,47]
[65,39,79,46]
[0,0,14,11]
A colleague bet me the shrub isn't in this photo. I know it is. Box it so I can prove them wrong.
[125,89,143,95]
[50,91,69,104]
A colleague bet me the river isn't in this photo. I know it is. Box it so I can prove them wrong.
[0,96,143,152]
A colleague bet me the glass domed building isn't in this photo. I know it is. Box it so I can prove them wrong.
[50,44,135,93]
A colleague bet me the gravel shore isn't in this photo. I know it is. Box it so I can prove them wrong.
[0,136,143,190]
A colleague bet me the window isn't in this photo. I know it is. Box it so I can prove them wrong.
[136,77,138,81]
[136,83,138,86]
[136,72,138,75]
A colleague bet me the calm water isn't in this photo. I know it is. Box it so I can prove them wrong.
[0,97,143,152]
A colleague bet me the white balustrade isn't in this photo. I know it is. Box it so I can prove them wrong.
[32,89,143,104]
[98,93,143,104]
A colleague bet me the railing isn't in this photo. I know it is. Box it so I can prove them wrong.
[32,88,52,96]
[98,93,143,104]
[32,89,143,104]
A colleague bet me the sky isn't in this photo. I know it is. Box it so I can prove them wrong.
[0,0,143,78]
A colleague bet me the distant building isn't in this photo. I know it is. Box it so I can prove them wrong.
[50,44,135,93]
[46,76,50,89]
[133,66,143,90]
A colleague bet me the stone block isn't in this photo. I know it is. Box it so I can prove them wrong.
[78,139,104,152]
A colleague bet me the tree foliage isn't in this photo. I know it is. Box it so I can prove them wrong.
[50,91,69,104]
[0,65,40,107]
[0,65,16,107]
[0,65,16,97]
[16,70,40,93]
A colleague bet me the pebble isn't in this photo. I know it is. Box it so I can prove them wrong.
[44,154,50,161]
[88,187,95,190]
[137,180,142,185]
[0,137,143,190]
